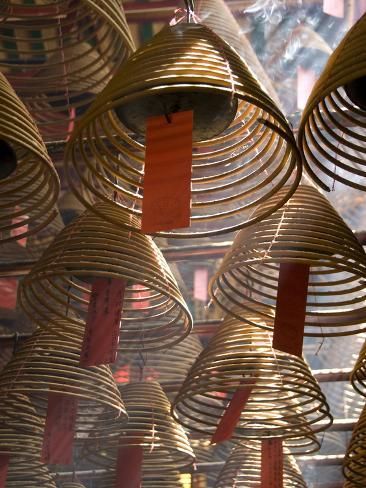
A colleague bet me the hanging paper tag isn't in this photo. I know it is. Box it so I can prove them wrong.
[0,278,17,309]
[41,392,78,465]
[115,445,143,488]
[297,67,317,110]
[272,263,310,358]
[131,283,150,310]
[211,377,256,444]
[261,438,283,488]
[194,268,209,302]
[142,110,193,233]
[323,0,344,17]
[80,278,125,367]
[0,455,9,487]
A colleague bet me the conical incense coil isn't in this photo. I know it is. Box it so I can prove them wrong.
[298,14,366,191]
[18,202,192,351]
[0,72,59,244]
[65,22,301,238]
[0,393,43,458]
[0,0,135,141]
[86,382,195,471]
[215,444,306,487]
[351,340,366,397]
[210,184,366,337]
[61,484,86,488]
[172,312,332,441]
[113,334,203,395]
[0,327,127,440]
[343,402,366,486]
[92,471,186,488]
[6,459,56,487]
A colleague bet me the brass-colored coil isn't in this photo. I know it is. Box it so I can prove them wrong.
[6,459,56,487]
[65,22,301,238]
[0,72,59,244]
[172,312,332,441]
[351,341,366,397]
[18,202,192,351]
[214,444,306,487]
[113,334,203,395]
[298,14,366,191]
[210,184,366,337]
[87,381,195,471]
[343,402,366,486]
[0,327,127,440]
[93,471,186,488]
[0,0,135,141]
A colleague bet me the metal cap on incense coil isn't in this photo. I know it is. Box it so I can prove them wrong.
[0,327,127,440]
[210,184,366,337]
[343,402,366,486]
[65,21,302,237]
[0,0,135,141]
[0,72,59,244]
[214,444,307,488]
[18,202,192,351]
[86,382,195,471]
[298,13,366,191]
[172,311,332,442]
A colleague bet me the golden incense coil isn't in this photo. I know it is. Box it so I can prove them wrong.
[6,459,56,487]
[343,402,366,486]
[351,340,366,397]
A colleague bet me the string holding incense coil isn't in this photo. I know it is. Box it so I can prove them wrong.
[0,72,59,244]
[0,327,127,440]
[86,381,195,472]
[18,202,192,351]
[0,0,135,141]
[65,21,301,238]
[351,341,366,397]
[343,402,366,486]
[298,13,366,191]
[214,443,307,487]
[210,184,366,337]
[172,311,332,441]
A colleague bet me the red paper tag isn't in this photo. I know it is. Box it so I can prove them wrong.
[114,365,130,384]
[0,278,17,309]
[194,268,209,302]
[323,0,344,17]
[80,278,125,367]
[141,111,193,233]
[261,438,283,488]
[0,455,9,487]
[41,392,78,465]
[272,263,309,358]
[297,67,317,110]
[131,284,150,310]
[211,378,255,444]
[115,445,143,488]
[11,207,28,247]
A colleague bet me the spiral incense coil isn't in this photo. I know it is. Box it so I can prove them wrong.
[61,484,86,488]
[351,340,366,397]
[195,0,280,105]
[0,0,135,141]
[210,184,366,337]
[113,334,203,394]
[65,22,301,238]
[95,471,186,488]
[0,72,59,244]
[343,402,366,486]
[298,14,366,191]
[172,312,332,441]
[7,459,56,487]
[0,393,43,457]
[215,444,306,487]
[0,327,127,439]
[87,382,195,471]
[18,202,192,351]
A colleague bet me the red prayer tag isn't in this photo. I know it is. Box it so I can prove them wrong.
[0,455,9,487]
[0,278,17,309]
[41,392,78,465]
[211,377,255,444]
[194,268,209,302]
[261,438,283,488]
[115,445,143,488]
[297,67,317,110]
[80,278,125,367]
[272,263,309,358]
[141,110,193,234]
[323,0,344,17]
